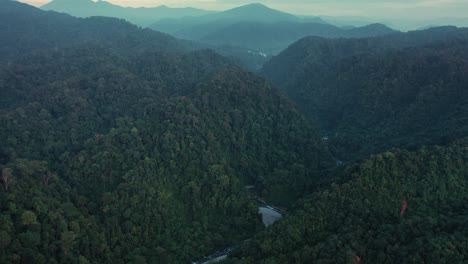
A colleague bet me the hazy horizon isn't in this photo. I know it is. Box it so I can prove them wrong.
[18,0,468,21]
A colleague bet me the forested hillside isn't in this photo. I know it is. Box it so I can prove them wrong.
[0,1,334,263]
[42,0,212,27]
[231,139,468,263]
[262,26,468,88]
[261,27,468,160]
[0,1,190,63]
[2,1,468,263]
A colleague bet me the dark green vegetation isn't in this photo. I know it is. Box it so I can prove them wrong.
[227,27,468,263]
[261,27,468,160]
[231,139,468,264]
[0,0,189,63]
[42,0,212,27]
[0,1,333,263]
[0,0,267,71]
[150,3,395,55]
[37,1,395,69]
[2,1,468,263]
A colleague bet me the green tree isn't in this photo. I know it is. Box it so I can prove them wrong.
[1,168,12,191]
[21,211,37,226]
[61,231,76,256]
[0,231,11,249]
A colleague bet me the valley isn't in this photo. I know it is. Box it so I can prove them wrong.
[2,1,468,263]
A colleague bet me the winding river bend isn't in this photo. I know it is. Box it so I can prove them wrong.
[192,133,341,264]
[258,206,283,226]
[191,203,283,264]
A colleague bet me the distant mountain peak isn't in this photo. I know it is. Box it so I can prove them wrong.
[43,0,92,3]
[228,3,278,12]
[241,3,269,8]
[42,0,99,8]
[363,23,392,29]
[221,2,298,22]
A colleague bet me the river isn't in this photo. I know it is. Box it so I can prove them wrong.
[191,205,283,264]
[258,206,283,226]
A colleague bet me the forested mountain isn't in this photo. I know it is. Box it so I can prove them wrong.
[150,3,395,55]
[231,139,468,263]
[0,1,267,71]
[150,3,303,37]
[41,0,212,27]
[0,1,334,263]
[0,1,190,63]
[322,15,468,31]
[261,27,468,160]
[2,1,468,264]
[200,22,395,55]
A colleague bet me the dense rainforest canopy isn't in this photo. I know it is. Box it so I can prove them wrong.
[261,27,468,161]
[1,1,467,263]
[0,0,266,71]
[234,24,468,264]
[0,1,333,263]
[230,139,468,263]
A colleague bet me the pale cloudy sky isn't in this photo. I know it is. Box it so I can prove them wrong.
[18,0,468,19]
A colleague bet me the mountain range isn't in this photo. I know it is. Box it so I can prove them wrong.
[150,3,396,54]
[1,1,271,71]
[150,3,310,35]
[229,22,468,264]
[39,1,397,56]
[0,0,191,63]
[323,15,468,31]
[1,1,468,263]
[39,0,468,31]
[41,0,212,27]
[261,26,468,160]
[0,1,333,263]
[199,21,395,55]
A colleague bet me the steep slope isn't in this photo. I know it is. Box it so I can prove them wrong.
[41,0,212,27]
[0,47,333,264]
[0,2,334,263]
[1,1,270,71]
[0,1,191,63]
[262,26,468,88]
[261,27,468,160]
[232,139,468,263]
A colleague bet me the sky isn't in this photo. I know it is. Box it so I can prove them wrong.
[18,0,468,20]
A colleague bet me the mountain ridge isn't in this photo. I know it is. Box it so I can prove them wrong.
[149,2,304,39]
[41,0,213,26]
[150,3,395,55]
[261,27,468,160]
[199,21,396,54]
[0,0,198,63]
[0,2,334,263]
[231,138,468,263]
